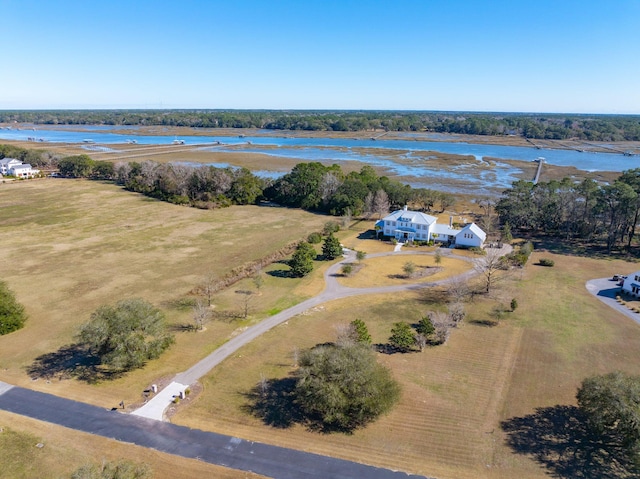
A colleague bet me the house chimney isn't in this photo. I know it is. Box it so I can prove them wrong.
[449,216,453,227]
[404,205,408,211]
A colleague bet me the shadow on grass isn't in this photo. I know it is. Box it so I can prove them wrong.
[529,237,640,261]
[501,405,637,478]
[243,377,301,429]
[469,318,499,327]
[243,376,361,434]
[26,344,123,384]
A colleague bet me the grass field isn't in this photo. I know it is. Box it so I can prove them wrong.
[0,179,328,408]
[170,245,640,479]
[3,177,640,479]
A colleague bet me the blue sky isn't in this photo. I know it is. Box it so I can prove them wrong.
[2,0,639,113]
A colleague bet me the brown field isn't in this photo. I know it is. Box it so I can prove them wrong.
[337,254,471,288]
[0,179,328,408]
[3,177,640,479]
[170,247,640,479]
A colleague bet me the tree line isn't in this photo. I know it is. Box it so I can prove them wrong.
[54,154,455,216]
[2,110,640,140]
[496,169,640,252]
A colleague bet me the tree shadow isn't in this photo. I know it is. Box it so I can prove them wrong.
[243,375,360,434]
[501,405,637,478]
[243,377,302,429]
[26,344,123,384]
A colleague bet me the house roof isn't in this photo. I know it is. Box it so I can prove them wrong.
[458,223,487,241]
[432,224,459,236]
[10,164,33,170]
[382,208,437,226]
[0,158,20,166]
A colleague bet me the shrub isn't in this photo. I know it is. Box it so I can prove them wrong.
[539,258,555,267]
[307,232,322,244]
[0,281,27,335]
[341,263,353,276]
[323,221,340,235]
[510,298,518,311]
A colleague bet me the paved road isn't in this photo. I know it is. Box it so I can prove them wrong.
[0,381,428,479]
[136,247,485,420]
[586,277,640,325]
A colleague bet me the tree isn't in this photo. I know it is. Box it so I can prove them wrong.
[474,248,506,293]
[577,372,640,464]
[76,298,174,371]
[322,233,342,260]
[58,155,94,177]
[294,343,400,431]
[192,300,210,331]
[389,322,415,352]
[289,242,315,277]
[341,263,353,276]
[0,280,27,335]
[434,249,442,265]
[71,460,151,479]
[356,250,367,262]
[416,316,435,337]
[402,261,416,278]
[200,272,217,307]
[253,271,265,293]
[372,189,390,219]
[350,318,371,344]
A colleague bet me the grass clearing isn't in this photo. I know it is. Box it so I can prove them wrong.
[338,253,470,288]
[172,248,640,479]
[0,179,327,408]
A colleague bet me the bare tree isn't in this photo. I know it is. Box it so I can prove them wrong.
[429,311,454,345]
[319,172,342,205]
[334,323,356,347]
[139,160,160,188]
[201,272,217,307]
[373,189,390,219]
[363,191,374,219]
[114,161,132,185]
[473,248,506,294]
[253,271,264,294]
[447,276,471,303]
[192,300,210,331]
[414,333,428,351]
[447,301,466,327]
[236,290,254,319]
[342,207,352,228]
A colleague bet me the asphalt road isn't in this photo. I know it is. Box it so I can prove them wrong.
[0,382,429,479]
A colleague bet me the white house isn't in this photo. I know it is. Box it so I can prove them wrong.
[376,206,486,248]
[0,158,22,175]
[0,158,39,178]
[622,271,640,297]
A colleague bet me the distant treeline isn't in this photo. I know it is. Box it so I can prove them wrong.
[53,154,455,216]
[2,110,640,141]
[496,170,640,252]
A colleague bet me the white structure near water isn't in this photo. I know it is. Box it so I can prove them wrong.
[377,206,486,248]
[0,158,39,178]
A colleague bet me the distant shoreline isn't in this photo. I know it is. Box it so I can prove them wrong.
[3,123,640,155]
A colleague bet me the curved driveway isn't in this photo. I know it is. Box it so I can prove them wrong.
[134,247,483,420]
